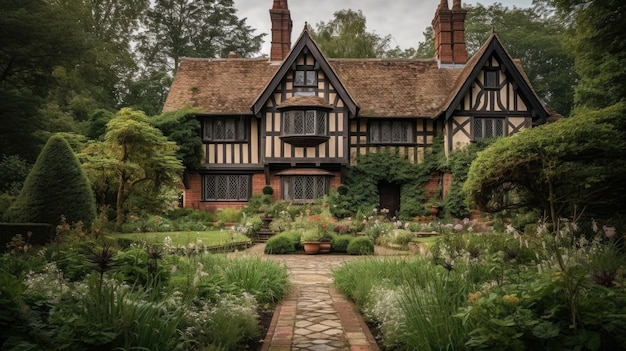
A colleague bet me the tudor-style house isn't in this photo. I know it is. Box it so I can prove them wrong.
[163,0,551,213]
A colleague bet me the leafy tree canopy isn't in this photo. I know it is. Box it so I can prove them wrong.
[81,109,183,226]
[464,102,626,225]
[550,0,626,110]
[309,9,392,58]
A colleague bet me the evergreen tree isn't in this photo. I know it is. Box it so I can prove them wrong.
[5,135,96,226]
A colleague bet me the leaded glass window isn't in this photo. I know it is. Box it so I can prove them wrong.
[369,120,414,144]
[203,117,247,142]
[294,70,317,87]
[203,175,250,201]
[473,118,505,140]
[282,175,329,203]
[282,110,327,136]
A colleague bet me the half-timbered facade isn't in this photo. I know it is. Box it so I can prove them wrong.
[163,0,551,212]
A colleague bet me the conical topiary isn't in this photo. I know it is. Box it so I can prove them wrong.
[5,135,96,226]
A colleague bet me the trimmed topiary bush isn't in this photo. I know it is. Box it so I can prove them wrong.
[347,236,375,255]
[262,185,274,195]
[331,235,354,253]
[4,135,96,226]
[264,234,296,254]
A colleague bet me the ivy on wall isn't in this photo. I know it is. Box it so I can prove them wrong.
[342,148,434,219]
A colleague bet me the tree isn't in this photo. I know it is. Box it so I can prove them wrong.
[5,135,97,226]
[0,0,91,161]
[463,103,626,227]
[463,2,576,116]
[81,108,183,226]
[550,0,626,110]
[137,0,264,72]
[309,9,392,58]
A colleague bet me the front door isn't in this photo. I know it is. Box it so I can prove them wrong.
[378,181,400,218]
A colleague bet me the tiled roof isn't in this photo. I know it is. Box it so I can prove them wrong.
[329,58,462,117]
[164,37,544,119]
[163,57,280,114]
[277,95,333,109]
[164,56,465,117]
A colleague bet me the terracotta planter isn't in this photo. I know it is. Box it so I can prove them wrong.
[303,241,320,255]
[319,241,331,254]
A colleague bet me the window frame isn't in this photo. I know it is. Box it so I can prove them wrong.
[472,117,505,141]
[281,109,328,137]
[281,175,330,203]
[202,116,248,142]
[293,66,317,87]
[483,69,500,90]
[202,174,251,202]
[368,119,415,145]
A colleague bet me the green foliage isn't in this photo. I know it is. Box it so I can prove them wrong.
[218,256,289,304]
[0,223,55,248]
[262,185,274,195]
[309,9,391,58]
[151,107,203,172]
[244,194,273,216]
[330,234,354,253]
[215,208,242,223]
[264,233,297,255]
[0,154,32,196]
[343,150,431,219]
[80,108,183,226]
[5,135,96,226]
[346,236,374,255]
[552,0,626,110]
[464,103,626,224]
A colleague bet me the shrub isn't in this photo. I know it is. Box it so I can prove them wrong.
[5,135,96,226]
[331,235,354,253]
[0,223,54,247]
[264,234,296,254]
[215,208,241,223]
[347,237,374,255]
[262,185,274,195]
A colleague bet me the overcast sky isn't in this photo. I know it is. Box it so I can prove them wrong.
[233,0,534,55]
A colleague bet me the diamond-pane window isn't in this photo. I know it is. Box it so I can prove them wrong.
[282,175,330,203]
[369,120,413,144]
[282,110,328,137]
[203,175,250,201]
[474,118,505,140]
[203,117,247,142]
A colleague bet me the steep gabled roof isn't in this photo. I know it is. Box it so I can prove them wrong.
[163,57,279,115]
[251,28,358,117]
[163,31,549,121]
[440,33,548,122]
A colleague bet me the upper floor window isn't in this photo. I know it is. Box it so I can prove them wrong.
[282,175,329,203]
[369,120,414,144]
[484,70,499,89]
[203,117,246,142]
[294,70,317,87]
[203,174,250,201]
[282,110,327,136]
[474,118,504,140]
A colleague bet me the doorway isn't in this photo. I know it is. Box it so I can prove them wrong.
[378,181,400,218]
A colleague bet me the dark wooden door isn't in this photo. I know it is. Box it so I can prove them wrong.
[378,181,400,218]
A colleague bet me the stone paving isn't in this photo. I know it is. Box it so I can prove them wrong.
[234,244,408,351]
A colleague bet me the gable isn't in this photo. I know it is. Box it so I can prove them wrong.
[251,29,358,117]
[441,34,548,123]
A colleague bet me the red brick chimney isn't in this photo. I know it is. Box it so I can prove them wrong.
[432,0,467,65]
[269,0,292,61]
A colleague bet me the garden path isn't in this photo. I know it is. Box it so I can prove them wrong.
[236,244,407,351]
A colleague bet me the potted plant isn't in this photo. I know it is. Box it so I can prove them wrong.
[301,229,321,254]
[318,228,333,254]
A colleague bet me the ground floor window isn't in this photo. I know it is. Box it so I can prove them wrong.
[282,175,329,203]
[203,174,250,201]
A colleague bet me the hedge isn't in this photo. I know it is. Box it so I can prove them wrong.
[0,223,55,247]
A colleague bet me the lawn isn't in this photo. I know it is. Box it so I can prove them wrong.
[108,230,250,246]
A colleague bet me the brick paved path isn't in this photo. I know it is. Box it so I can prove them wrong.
[235,244,407,351]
